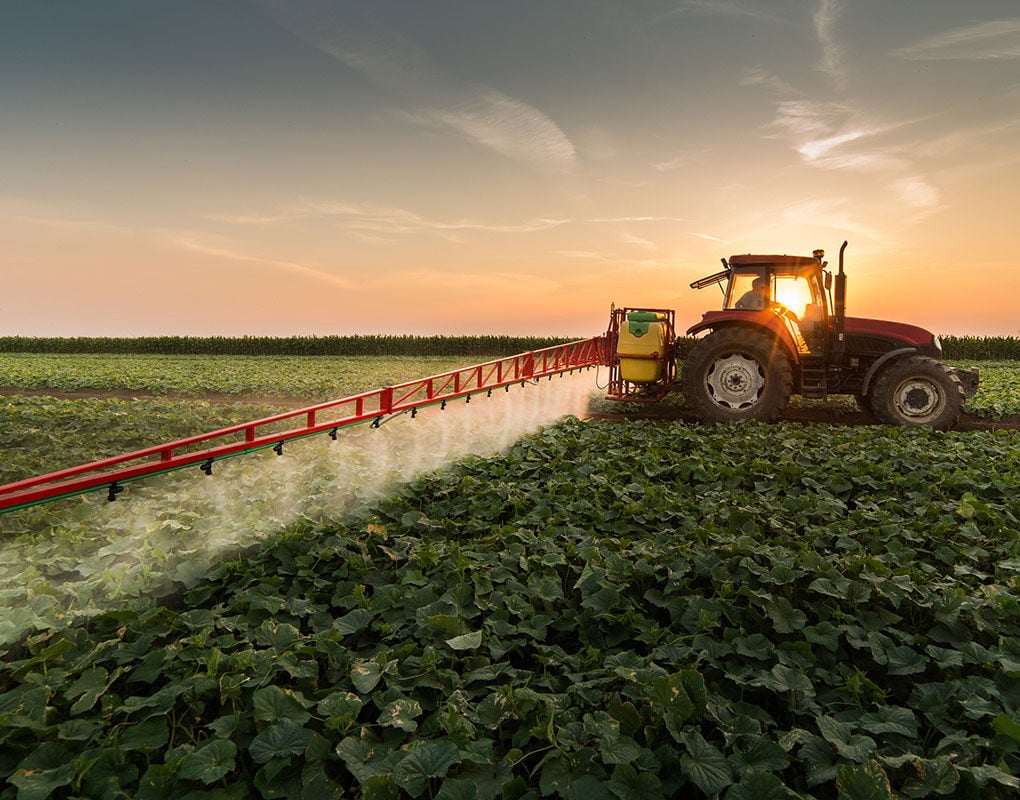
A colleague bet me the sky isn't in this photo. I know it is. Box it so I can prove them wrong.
[2,0,1018,337]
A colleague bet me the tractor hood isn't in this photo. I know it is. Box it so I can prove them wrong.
[686,312,941,355]
[844,316,940,351]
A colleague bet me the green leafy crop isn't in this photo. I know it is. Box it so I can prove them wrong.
[1,418,1018,799]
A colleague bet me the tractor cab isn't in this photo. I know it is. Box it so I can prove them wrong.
[692,251,832,354]
[724,254,827,321]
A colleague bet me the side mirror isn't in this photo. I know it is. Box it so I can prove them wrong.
[824,272,832,291]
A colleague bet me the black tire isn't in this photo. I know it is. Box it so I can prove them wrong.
[869,355,964,430]
[853,392,876,420]
[681,328,793,422]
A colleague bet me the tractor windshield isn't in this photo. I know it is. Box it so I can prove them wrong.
[726,270,826,321]
[773,275,815,318]
[726,272,768,310]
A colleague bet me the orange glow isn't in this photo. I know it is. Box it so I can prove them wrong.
[1,5,1017,337]
[773,278,815,319]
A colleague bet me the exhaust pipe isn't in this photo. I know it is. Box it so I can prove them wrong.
[833,240,848,357]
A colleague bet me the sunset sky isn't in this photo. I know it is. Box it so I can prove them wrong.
[2,1,1018,337]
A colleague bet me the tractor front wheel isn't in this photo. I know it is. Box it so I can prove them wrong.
[681,328,793,422]
[869,356,964,430]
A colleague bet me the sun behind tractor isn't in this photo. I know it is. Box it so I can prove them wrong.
[606,241,979,430]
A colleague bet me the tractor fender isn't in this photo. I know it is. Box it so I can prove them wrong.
[861,347,916,395]
[685,314,799,364]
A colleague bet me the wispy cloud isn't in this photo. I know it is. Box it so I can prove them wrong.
[256,0,576,171]
[893,17,1020,61]
[754,92,907,172]
[171,236,354,289]
[214,201,569,239]
[401,91,576,172]
[891,177,941,212]
[657,0,793,28]
[813,0,847,87]
[778,199,887,243]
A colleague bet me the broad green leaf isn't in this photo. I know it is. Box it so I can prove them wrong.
[120,717,171,751]
[334,608,374,635]
[817,716,876,763]
[428,614,465,637]
[835,761,894,800]
[859,707,919,738]
[565,774,614,800]
[886,646,926,675]
[58,718,103,742]
[809,576,851,598]
[992,712,1020,744]
[680,730,732,796]
[803,622,840,652]
[925,645,964,670]
[435,777,479,800]
[650,669,705,740]
[734,633,773,660]
[766,597,807,634]
[729,736,789,777]
[378,697,423,731]
[799,736,837,787]
[446,630,483,650]
[965,764,1020,789]
[252,685,312,725]
[248,721,313,763]
[724,771,792,800]
[178,739,237,784]
[64,666,109,715]
[901,756,958,797]
[392,740,461,797]
[351,659,383,693]
[318,691,363,722]
[608,763,664,800]
[9,743,76,800]
[764,664,814,695]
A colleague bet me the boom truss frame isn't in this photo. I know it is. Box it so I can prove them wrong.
[0,337,609,514]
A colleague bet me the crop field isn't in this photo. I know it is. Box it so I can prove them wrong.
[0,354,494,403]
[1,355,1019,799]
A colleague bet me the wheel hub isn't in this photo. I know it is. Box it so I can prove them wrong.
[706,353,765,409]
[896,379,943,418]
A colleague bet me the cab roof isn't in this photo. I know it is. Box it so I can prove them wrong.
[728,254,819,268]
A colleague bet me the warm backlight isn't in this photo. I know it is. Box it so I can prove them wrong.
[773,277,814,318]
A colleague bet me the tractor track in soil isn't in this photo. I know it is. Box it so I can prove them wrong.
[4,386,1020,431]
[586,405,1020,432]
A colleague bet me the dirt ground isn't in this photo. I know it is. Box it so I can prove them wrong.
[586,402,1020,432]
[4,386,1019,432]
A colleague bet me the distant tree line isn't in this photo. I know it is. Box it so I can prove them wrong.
[0,335,578,357]
[0,334,1014,359]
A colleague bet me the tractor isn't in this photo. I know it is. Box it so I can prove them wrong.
[607,241,979,430]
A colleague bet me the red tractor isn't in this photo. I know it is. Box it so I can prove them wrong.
[607,242,979,430]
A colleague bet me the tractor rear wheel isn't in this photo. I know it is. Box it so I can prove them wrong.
[869,355,964,430]
[681,328,793,422]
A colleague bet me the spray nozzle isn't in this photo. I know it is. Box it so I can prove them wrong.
[107,482,124,502]
[200,459,213,475]
[329,427,338,440]
[273,442,283,456]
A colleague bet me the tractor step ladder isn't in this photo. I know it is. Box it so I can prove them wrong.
[799,354,828,400]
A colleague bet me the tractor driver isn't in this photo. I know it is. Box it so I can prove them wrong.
[735,276,770,310]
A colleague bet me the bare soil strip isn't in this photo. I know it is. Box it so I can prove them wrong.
[3,386,1019,430]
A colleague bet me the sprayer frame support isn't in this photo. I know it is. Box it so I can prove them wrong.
[0,336,611,513]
